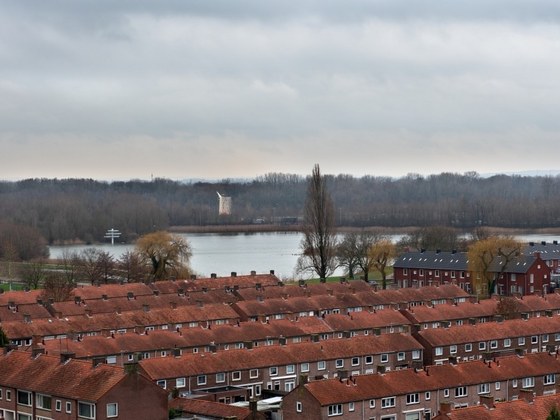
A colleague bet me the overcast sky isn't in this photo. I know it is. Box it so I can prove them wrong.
[1,1,559,181]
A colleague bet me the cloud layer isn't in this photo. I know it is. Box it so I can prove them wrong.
[1,1,559,180]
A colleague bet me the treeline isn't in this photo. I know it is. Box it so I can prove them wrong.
[1,172,560,245]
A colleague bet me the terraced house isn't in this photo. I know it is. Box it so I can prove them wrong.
[0,350,168,420]
[282,352,560,420]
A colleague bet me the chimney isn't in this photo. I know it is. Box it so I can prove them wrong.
[32,347,45,358]
[173,348,181,357]
[251,270,257,276]
[211,273,217,279]
[74,296,81,304]
[270,270,275,275]
[152,290,160,296]
[279,336,287,346]
[439,402,452,415]
[209,343,218,353]
[190,274,197,280]
[142,304,150,312]
[170,301,177,309]
[23,313,31,323]
[256,283,262,290]
[178,288,185,296]
[127,291,134,300]
[479,395,495,409]
[231,271,237,277]
[196,300,203,308]
[85,309,92,317]
[102,294,108,300]
[518,389,535,403]
[521,312,529,320]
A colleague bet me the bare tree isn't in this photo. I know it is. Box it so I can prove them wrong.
[40,272,75,302]
[117,250,150,283]
[18,259,48,289]
[296,164,338,281]
[337,232,360,279]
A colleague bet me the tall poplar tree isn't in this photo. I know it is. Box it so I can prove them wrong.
[296,164,338,281]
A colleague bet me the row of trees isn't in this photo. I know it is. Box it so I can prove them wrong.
[2,172,560,245]
[14,232,192,302]
[296,165,531,296]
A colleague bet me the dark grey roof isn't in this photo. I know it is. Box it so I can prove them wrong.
[394,251,539,274]
[393,251,468,271]
[524,241,560,261]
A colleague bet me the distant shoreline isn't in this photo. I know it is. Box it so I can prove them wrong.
[169,225,560,236]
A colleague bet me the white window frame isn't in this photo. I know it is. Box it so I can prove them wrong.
[545,374,556,385]
[406,393,419,405]
[523,377,535,388]
[381,397,396,408]
[327,404,343,416]
[176,377,186,388]
[107,402,118,418]
[232,371,241,381]
[77,401,95,419]
[301,362,310,372]
[250,369,259,378]
[66,401,72,414]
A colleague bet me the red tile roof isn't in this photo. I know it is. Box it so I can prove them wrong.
[437,393,560,419]
[139,334,423,380]
[299,352,560,405]
[0,350,127,401]
[418,314,560,346]
[402,299,498,324]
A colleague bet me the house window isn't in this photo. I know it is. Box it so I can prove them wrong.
[318,361,326,370]
[512,379,518,388]
[156,380,166,389]
[365,355,374,364]
[328,404,343,416]
[478,383,490,394]
[301,362,310,372]
[216,372,226,383]
[17,390,32,406]
[490,340,498,349]
[296,401,303,413]
[543,334,550,343]
[519,337,526,345]
[250,369,259,378]
[397,352,405,361]
[531,336,538,344]
[107,403,118,418]
[369,399,376,408]
[16,415,31,420]
[419,269,424,276]
[232,371,241,381]
[479,342,486,350]
[406,393,419,404]
[66,401,72,413]
[270,366,278,376]
[352,357,360,366]
[523,377,535,388]
[381,397,396,408]
[495,382,501,390]
[381,353,389,363]
[0,388,2,399]
[336,359,344,368]
[425,391,431,400]
[451,271,456,278]
[197,375,206,386]
[465,343,472,352]
[404,268,408,275]
[349,402,355,411]
[504,338,511,347]
[412,350,421,360]
[545,374,556,385]
[176,377,186,388]
[450,345,457,354]
[56,400,62,411]
[455,386,467,397]
[286,364,296,374]
[444,389,450,397]
[435,347,443,356]
[78,401,95,419]
[36,394,52,410]
[435,270,440,277]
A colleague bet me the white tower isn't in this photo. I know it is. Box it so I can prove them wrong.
[217,192,232,216]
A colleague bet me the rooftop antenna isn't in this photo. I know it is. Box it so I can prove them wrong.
[104,228,121,245]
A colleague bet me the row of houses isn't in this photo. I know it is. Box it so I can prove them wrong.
[282,352,560,420]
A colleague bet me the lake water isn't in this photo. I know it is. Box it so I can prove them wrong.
[48,232,560,281]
